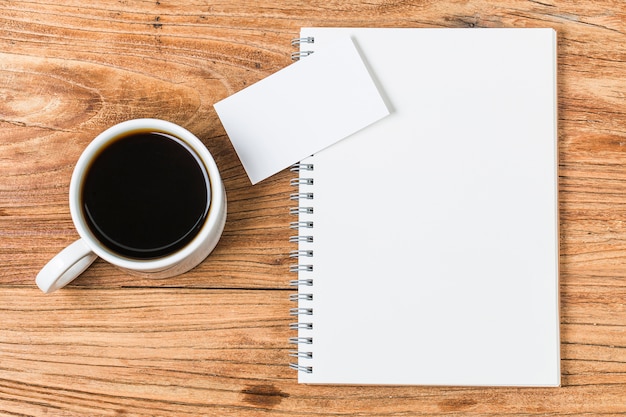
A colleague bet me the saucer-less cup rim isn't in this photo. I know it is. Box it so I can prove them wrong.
[36,118,225,293]
[71,119,222,270]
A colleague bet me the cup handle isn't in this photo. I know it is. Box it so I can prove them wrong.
[36,239,98,293]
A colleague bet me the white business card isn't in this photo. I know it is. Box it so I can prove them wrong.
[214,36,389,184]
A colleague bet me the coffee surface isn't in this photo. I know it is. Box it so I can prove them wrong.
[82,131,210,259]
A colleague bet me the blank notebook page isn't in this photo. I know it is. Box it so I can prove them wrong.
[292,27,560,386]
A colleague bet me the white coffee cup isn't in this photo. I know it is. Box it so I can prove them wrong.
[36,119,227,293]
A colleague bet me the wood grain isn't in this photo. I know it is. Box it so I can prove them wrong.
[1,0,625,415]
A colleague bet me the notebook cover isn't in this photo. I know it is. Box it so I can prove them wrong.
[290,27,560,386]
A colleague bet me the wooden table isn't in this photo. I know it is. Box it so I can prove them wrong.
[1,1,624,415]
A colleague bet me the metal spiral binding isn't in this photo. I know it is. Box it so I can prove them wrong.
[290,322,313,330]
[289,337,312,344]
[290,192,313,201]
[290,279,313,286]
[291,177,313,186]
[289,293,312,302]
[289,36,315,374]
[291,36,314,46]
[291,36,314,61]
[290,351,313,359]
[290,206,313,215]
[290,307,312,315]
[290,221,313,229]
[290,249,313,257]
[289,236,313,244]
[291,50,314,60]
[289,160,314,373]
[289,363,313,373]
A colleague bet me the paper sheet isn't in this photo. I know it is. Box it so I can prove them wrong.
[214,36,389,184]
[293,27,560,386]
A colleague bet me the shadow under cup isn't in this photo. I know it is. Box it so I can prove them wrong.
[79,129,212,261]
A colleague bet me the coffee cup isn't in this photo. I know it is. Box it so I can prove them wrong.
[36,119,227,293]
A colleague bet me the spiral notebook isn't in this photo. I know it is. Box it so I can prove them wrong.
[289,28,560,386]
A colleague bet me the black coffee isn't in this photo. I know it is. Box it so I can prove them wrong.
[82,131,210,259]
